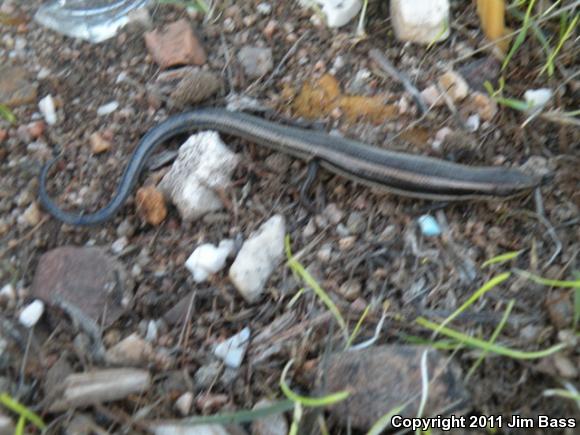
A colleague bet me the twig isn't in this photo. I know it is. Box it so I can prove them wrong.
[369,48,428,115]
[261,30,310,91]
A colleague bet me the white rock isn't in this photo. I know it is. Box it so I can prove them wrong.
[432,126,453,150]
[175,392,193,416]
[38,95,57,125]
[145,320,158,342]
[18,300,45,328]
[97,101,119,116]
[213,327,251,368]
[314,0,362,28]
[391,0,450,44]
[159,132,240,221]
[229,215,285,303]
[524,88,552,109]
[421,85,443,107]
[185,240,234,283]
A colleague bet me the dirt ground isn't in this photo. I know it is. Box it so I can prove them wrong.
[0,0,579,434]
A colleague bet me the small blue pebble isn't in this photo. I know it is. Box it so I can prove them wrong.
[418,215,441,237]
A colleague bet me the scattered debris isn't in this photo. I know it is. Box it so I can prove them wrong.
[214,327,251,368]
[20,201,42,226]
[291,74,397,124]
[159,132,240,221]
[185,240,235,283]
[229,215,286,303]
[237,46,274,79]
[18,299,44,328]
[48,368,151,412]
[391,0,450,44]
[0,65,38,107]
[136,185,167,226]
[38,94,57,125]
[105,333,154,366]
[145,19,207,69]
[323,345,469,430]
[30,246,131,327]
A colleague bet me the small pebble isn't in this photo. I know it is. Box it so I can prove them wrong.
[322,203,344,225]
[175,392,194,416]
[111,236,129,254]
[316,243,333,263]
[97,101,119,116]
[465,114,480,132]
[0,283,16,303]
[21,201,41,226]
[338,236,356,250]
[438,70,469,101]
[257,2,272,14]
[90,132,112,154]
[524,88,552,109]
[346,211,366,234]
[418,215,441,237]
[214,327,251,368]
[38,95,57,125]
[19,300,45,328]
[338,279,362,301]
[185,240,234,283]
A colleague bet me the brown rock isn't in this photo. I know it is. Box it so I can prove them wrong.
[170,69,222,108]
[144,19,207,69]
[323,345,469,430]
[136,185,167,225]
[0,65,38,107]
[31,246,131,327]
[0,129,7,142]
[546,290,573,329]
[90,132,112,154]
[466,91,498,121]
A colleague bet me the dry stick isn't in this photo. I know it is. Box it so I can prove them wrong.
[369,48,428,115]
[453,0,580,64]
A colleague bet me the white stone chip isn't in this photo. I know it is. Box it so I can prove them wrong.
[229,215,285,303]
[97,101,119,116]
[524,88,552,109]
[159,132,240,221]
[18,300,45,328]
[185,240,234,282]
[213,327,251,368]
[391,0,450,44]
[38,95,57,125]
[315,0,362,28]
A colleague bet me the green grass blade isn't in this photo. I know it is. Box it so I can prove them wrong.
[434,272,511,335]
[513,269,580,288]
[280,360,349,407]
[416,317,568,359]
[502,0,537,71]
[541,12,579,76]
[573,272,580,330]
[367,405,406,435]
[543,389,580,403]
[482,250,523,267]
[467,299,515,379]
[0,393,46,430]
[401,334,462,350]
[15,416,25,435]
[285,235,347,334]
[0,104,16,123]
[345,304,371,349]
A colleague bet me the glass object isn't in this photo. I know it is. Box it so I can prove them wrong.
[34,0,151,43]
